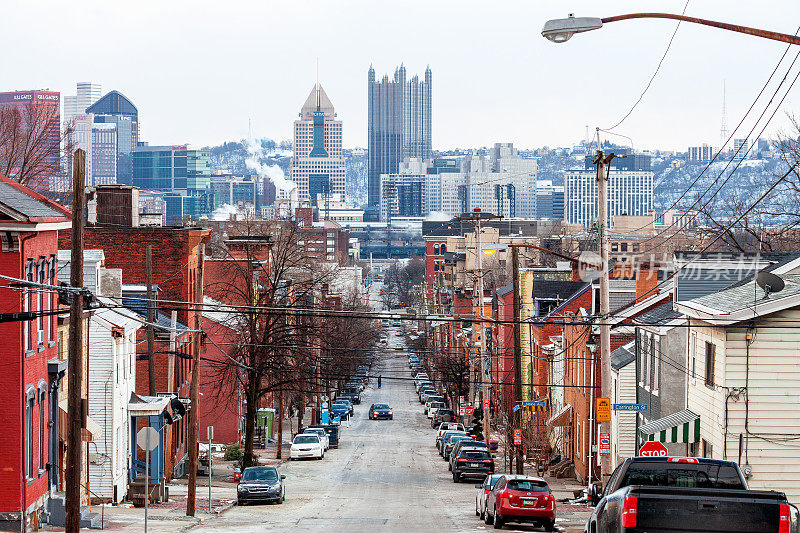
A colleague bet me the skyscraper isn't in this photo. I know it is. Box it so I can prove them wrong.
[367,64,432,216]
[86,90,138,185]
[0,90,61,190]
[290,83,346,206]
[63,82,102,124]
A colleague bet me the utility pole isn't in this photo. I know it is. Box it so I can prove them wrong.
[66,149,86,533]
[146,245,156,396]
[459,209,502,446]
[186,243,205,516]
[593,148,614,481]
[511,246,524,474]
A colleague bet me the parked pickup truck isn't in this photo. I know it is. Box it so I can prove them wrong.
[585,456,798,533]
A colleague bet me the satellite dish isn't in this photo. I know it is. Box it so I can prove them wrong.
[756,271,785,299]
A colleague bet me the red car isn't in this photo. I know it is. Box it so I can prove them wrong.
[485,475,556,531]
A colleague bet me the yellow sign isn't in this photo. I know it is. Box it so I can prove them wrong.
[597,397,611,422]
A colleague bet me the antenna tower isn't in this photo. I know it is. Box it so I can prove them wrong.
[720,80,729,149]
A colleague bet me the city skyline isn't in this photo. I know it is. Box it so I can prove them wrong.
[3,1,800,152]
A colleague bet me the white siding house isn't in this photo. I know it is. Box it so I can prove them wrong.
[677,273,800,505]
[610,341,637,469]
[87,303,141,502]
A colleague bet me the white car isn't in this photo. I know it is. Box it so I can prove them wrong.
[427,401,445,419]
[475,474,503,521]
[302,428,329,450]
[290,434,324,460]
[436,422,466,442]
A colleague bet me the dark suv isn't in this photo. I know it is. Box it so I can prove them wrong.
[452,448,494,482]
[431,408,455,428]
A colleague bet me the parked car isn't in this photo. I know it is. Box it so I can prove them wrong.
[443,434,471,460]
[307,424,339,448]
[237,466,285,505]
[436,423,466,448]
[452,448,494,482]
[485,475,555,531]
[585,456,799,533]
[330,401,350,420]
[302,428,329,450]
[426,401,445,419]
[437,430,467,453]
[289,434,324,460]
[342,387,362,403]
[475,474,503,521]
[336,397,355,416]
[431,408,455,428]
[368,403,393,420]
[424,395,444,414]
[449,440,488,470]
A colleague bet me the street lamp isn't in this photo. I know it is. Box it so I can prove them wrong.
[542,13,800,46]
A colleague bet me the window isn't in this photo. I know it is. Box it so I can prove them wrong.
[38,386,46,474]
[690,333,697,381]
[24,260,33,352]
[702,439,713,458]
[611,242,619,252]
[440,244,446,254]
[433,244,440,255]
[25,388,35,479]
[38,260,45,344]
[49,256,57,341]
[704,341,716,388]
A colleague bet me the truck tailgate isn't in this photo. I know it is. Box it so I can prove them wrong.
[634,486,781,532]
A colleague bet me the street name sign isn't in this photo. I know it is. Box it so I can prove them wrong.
[612,403,648,411]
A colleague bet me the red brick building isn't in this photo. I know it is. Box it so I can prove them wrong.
[0,176,71,530]
[59,225,210,480]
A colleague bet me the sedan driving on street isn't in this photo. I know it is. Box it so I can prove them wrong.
[485,475,556,531]
[237,466,286,506]
[368,403,393,420]
[290,434,324,460]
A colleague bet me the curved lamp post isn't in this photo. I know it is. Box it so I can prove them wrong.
[542,13,800,46]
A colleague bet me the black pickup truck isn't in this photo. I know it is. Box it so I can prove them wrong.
[585,456,798,533]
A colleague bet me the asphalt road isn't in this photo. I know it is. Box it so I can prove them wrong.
[194,331,578,532]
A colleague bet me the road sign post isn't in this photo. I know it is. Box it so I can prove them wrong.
[513,429,522,445]
[596,397,611,422]
[137,426,159,533]
[208,426,214,512]
[639,441,668,457]
[598,432,611,457]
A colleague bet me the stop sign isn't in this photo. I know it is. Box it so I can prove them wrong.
[639,441,668,457]
[464,406,474,416]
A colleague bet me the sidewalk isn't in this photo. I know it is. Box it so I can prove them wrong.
[42,414,305,532]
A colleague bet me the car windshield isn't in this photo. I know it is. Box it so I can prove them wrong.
[460,450,490,460]
[373,404,390,409]
[437,409,454,416]
[507,479,549,492]
[304,430,324,436]
[430,402,444,408]
[293,435,319,444]
[332,403,347,408]
[242,468,278,482]
[619,463,745,489]
[449,435,470,444]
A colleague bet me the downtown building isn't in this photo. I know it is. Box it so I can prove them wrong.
[0,90,61,190]
[367,64,432,219]
[63,82,102,125]
[290,83,346,208]
[379,143,536,221]
[87,91,139,186]
[64,114,118,189]
[132,145,212,224]
[564,152,653,229]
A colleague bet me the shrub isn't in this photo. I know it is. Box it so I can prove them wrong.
[224,444,243,462]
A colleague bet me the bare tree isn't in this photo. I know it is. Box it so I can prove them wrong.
[384,256,425,309]
[0,101,71,190]
[205,220,338,467]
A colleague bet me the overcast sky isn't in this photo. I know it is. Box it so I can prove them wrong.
[4,1,800,152]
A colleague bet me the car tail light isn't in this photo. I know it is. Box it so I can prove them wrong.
[457,458,467,463]
[779,503,791,533]
[547,493,555,510]
[667,457,699,464]
[622,496,637,528]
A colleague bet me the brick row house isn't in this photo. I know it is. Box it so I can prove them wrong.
[0,176,71,530]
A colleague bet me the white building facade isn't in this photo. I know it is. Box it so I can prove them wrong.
[564,169,653,228]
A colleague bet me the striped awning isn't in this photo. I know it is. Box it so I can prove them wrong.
[639,409,700,443]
